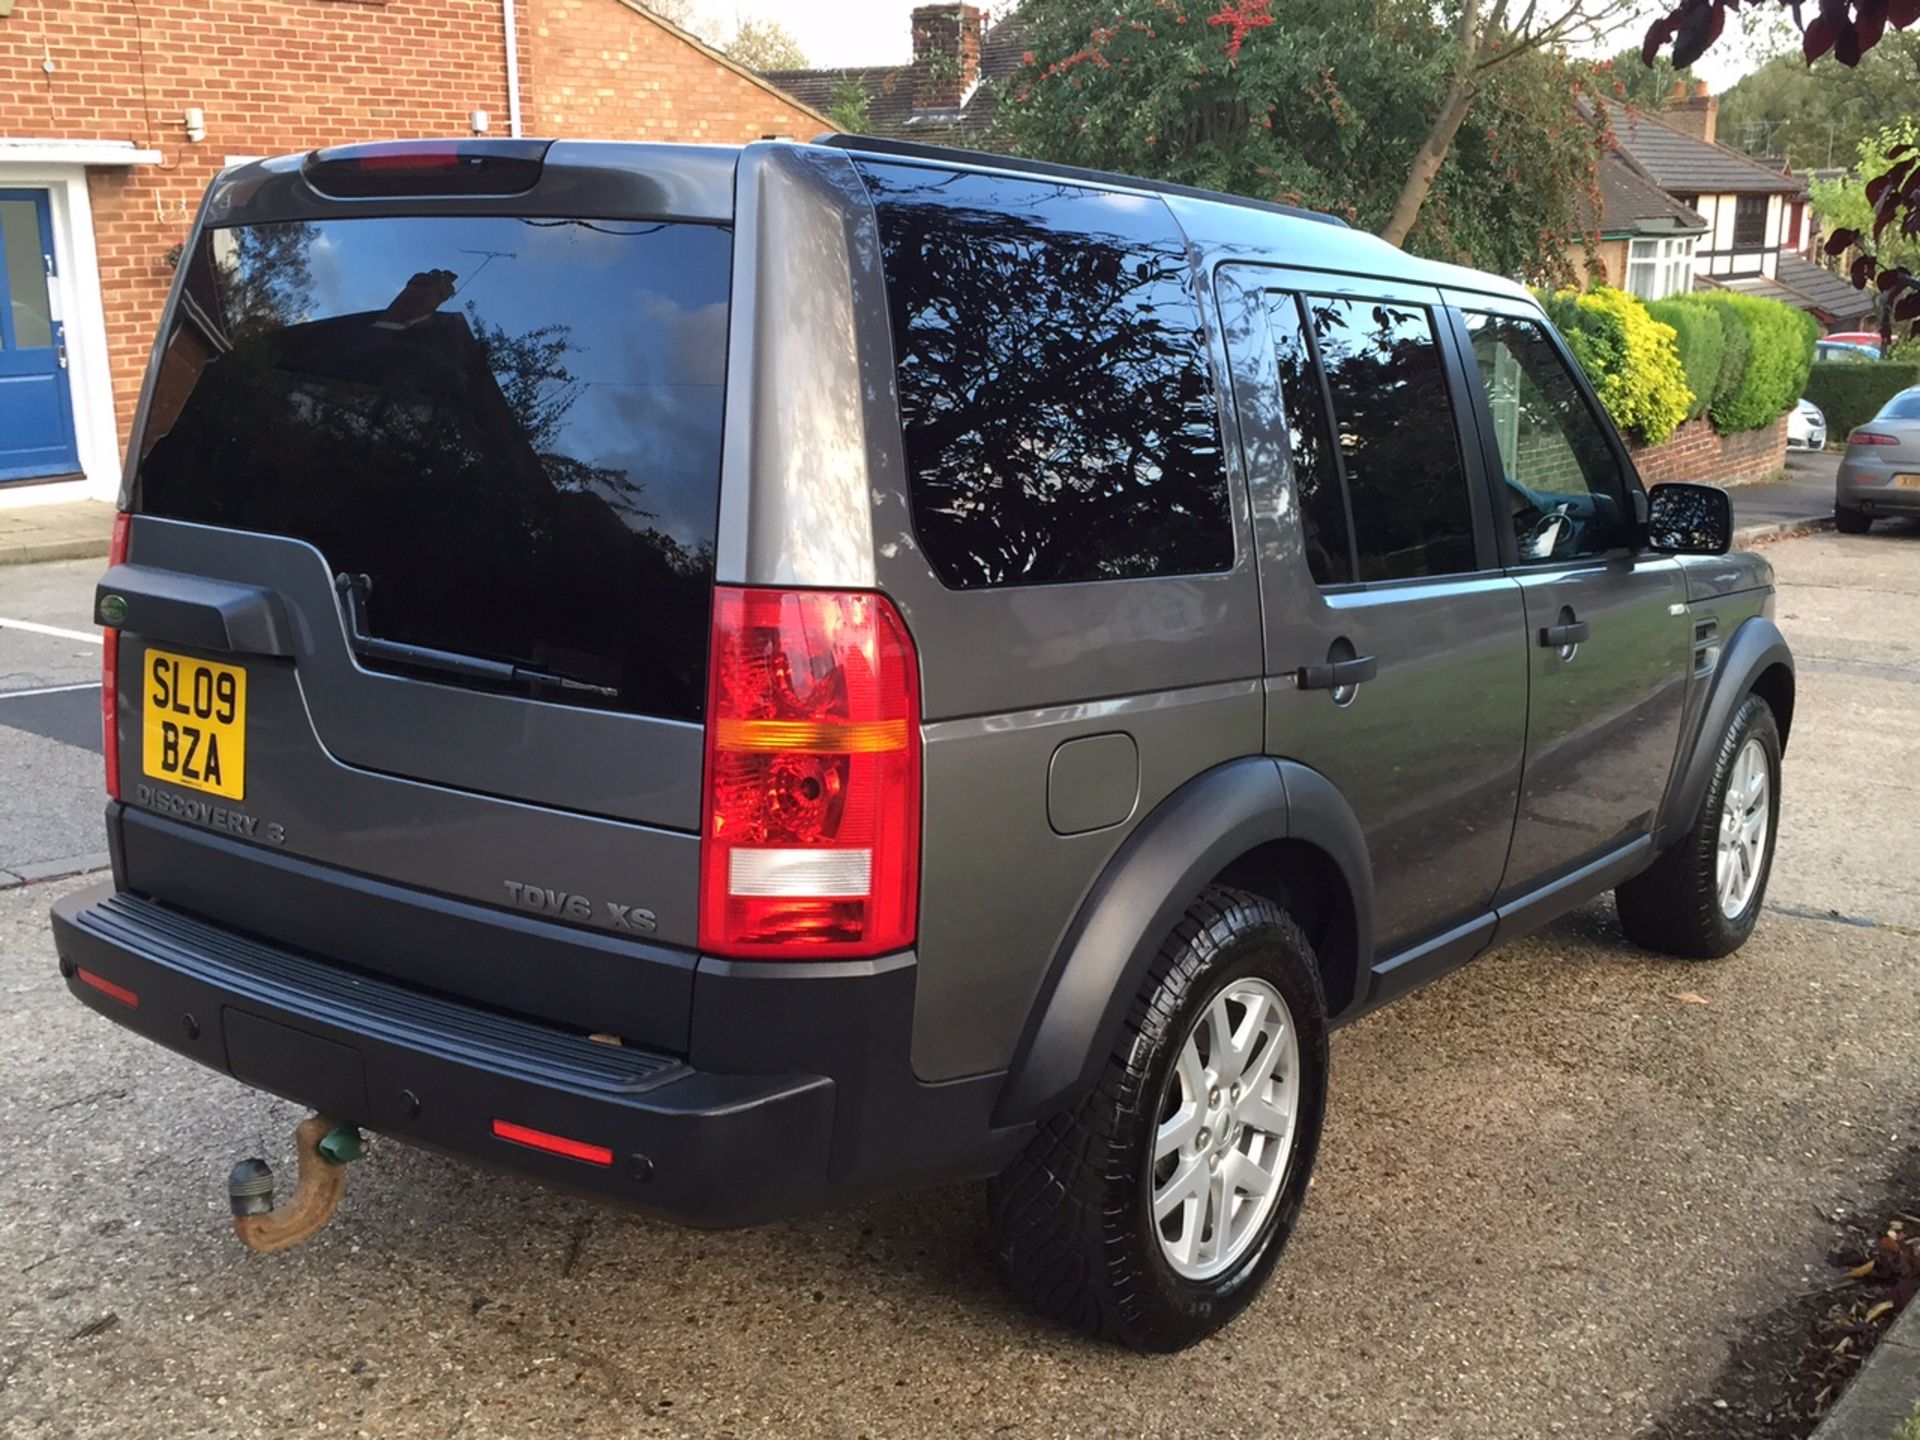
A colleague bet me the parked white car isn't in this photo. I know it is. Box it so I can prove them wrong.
[1787,397,1827,451]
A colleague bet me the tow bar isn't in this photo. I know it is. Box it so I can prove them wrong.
[226,1114,366,1255]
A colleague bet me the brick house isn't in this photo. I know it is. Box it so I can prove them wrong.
[0,0,823,506]
[762,3,1027,145]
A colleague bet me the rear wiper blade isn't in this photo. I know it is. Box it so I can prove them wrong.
[333,573,618,699]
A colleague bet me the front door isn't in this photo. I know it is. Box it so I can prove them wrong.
[0,189,79,482]
[1448,297,1691,897]
[1217,268,1528,980]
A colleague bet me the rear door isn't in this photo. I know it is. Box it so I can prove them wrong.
[110,144,738,1032]
[1217,267,1527,993]
[1444,292,1691,902]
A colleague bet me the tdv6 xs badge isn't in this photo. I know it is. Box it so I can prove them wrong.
[502,881,657,933]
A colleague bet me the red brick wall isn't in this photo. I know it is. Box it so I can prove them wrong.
[1629,416,1788,488]
[1,0,819,455]
[524,0,819,141]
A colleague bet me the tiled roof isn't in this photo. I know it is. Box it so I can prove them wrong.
[1604,101,1806,197]
[1776,253,1877,321]
[1589,150,1707,236]
[761,12,1029,143]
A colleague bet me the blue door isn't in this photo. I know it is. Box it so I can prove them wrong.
[0,189,80,482]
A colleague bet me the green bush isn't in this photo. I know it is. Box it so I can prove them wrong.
[1691,292,1818,433]
[1804,359,1920,438]
[1542,286,1691,445]
[1647,298,1725,421]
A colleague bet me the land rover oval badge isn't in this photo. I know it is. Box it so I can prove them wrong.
[98,594,128,626]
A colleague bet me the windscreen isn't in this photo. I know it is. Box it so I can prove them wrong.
[134,215,731,721]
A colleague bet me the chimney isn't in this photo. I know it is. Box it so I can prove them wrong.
[1665,77,1719,146]
[911,4,983,112]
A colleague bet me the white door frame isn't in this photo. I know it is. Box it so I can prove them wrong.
[0,162,122,507]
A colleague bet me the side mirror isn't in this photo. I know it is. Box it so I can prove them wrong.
[1646,482,1733,556]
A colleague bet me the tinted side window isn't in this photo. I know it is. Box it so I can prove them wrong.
[858,162,1232,589]
[1305,296,1476,581]
[1464,312,1631,562]
[1264,293,1352,585]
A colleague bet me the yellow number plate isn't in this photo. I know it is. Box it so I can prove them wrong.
[1895,474,1920,489]
[142,648,247,800]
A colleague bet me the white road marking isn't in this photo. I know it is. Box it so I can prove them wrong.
[0,617,103,646]
[0,680,101,700]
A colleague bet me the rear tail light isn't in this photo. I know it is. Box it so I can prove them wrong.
[102,511,130,801]
[699,587,921,959]
[1850,430,1899,446]
[302,139,551,198]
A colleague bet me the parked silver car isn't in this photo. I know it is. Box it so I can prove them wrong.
[1836,387,1920,533]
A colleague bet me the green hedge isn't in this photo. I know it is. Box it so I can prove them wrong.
[1540,287,1690,444]
[1691,292,1818,433]
[1804,360,1920,438]
[1647,298,1725,421]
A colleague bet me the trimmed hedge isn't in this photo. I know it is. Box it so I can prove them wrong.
[1691,292,1818,434]
[1542,287,1691,445]
[1804,360,1920,438]
[1647,297,1726,421]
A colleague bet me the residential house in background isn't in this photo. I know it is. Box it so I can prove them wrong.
[1590,84,1872,328]
[763,3,1027,145]
[0,0,823,506]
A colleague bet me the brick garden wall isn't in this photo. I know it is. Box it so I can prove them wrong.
[1630,416,1788,489]
[1,0,819,456]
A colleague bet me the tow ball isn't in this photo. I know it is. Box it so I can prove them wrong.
[226,1114,366,1255]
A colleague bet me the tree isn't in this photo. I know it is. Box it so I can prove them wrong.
[1377,0,1639,247]
[724,16,808,70]
[828,76,873,133]
[1642,1,1920,330]
[996,0,1607,282]
[1813,120,1920,288]
[1717,29,1920,164]
[1596,42,1692,108]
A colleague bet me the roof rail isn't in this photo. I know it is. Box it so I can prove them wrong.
[813,132,1349,229]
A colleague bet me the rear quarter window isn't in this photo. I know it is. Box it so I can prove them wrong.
[857,162,1232,590]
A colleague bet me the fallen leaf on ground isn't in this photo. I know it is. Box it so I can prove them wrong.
[1847,1259,1877,1279]
[1864,1300,1894,1323]
[1672,991,1711,1006]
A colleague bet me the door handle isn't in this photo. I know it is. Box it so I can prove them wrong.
[1539,621,1589,648]
[1297,655,1377,691]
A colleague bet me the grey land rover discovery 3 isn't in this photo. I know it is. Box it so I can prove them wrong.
[53,134,1793,1350]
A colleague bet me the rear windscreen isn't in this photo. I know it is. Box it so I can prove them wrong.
[135,215,730,721]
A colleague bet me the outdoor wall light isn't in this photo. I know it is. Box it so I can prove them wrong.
[182,108,206,143]
[470,109,491,135]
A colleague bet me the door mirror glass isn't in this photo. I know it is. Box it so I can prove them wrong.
[1646,482,1733,555]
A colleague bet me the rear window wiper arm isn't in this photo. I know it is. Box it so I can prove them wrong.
[334,573,618,699]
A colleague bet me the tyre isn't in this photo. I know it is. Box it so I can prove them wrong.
[1835,505,1872,534]
[1616,693,1782,959]
[988,886,1328,1351]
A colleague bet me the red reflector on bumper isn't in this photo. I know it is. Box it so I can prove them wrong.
[490,1118,613,1167]
[75,967,139,1009]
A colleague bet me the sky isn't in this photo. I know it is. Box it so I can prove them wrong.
[687,1,1796,90]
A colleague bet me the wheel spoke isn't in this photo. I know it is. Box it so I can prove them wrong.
[1154,1153,1207,1222]
[1229,1150,1276,1197]
[1200,1167,1229,1264]
[1239,1094,1293,1140]
[1156,1100,1202,1161]
[1240,1020,1287,1094]
[1207,994,1239,1079]
[1177,1036,1207,1109]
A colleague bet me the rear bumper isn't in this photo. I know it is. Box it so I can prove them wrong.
[1838,460,1920,514]
[52,883,1025,1227]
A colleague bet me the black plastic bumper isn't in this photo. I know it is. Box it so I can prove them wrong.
[52,883,1023,1227]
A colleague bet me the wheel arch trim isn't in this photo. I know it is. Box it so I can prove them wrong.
[992,756,1373,1127]
[1660,615,1794,848]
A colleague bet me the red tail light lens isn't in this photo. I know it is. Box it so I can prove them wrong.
[1850,430,1898,446]
[699,587,921,959]
[490,1119,613,1167]
[102,511,130,801]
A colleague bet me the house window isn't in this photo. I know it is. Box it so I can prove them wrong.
[1732,195,1768,249]
[1627,236,1696,301]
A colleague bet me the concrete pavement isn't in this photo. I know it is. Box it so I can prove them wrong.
[1730,450,1839,544]
[0,501,115,567]
[0,528,1918,1436]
